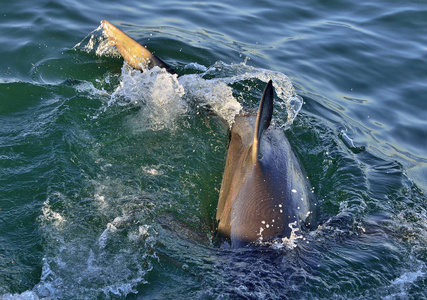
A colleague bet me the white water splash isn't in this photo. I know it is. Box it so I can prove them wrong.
[384,266,426,300]
[110,64,187,131]
[73,24,120,58]
[0,291,39,300]
[35,176,159,300]
[98,216,132,249]
[104,61,302,130]
[269,221,304,250]
[197,61,303,128]
[40,198,66,228]
[74,32,303,130]
[254,220,304,250]
[179,74,242,126]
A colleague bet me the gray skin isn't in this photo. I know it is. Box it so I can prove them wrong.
[216,80,314,248]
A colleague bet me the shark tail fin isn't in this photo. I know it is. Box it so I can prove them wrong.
[252,80,274,161]
[100,20,175,74]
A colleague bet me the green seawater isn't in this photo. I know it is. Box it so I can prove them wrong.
[1,0,426,299]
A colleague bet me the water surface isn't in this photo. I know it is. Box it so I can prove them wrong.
[1,0,426,299]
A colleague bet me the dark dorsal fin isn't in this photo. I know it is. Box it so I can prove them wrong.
[252,80,274,161]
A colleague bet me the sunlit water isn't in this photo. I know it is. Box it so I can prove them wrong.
[1,0,426,299]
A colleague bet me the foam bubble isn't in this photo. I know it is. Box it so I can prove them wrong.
[110,65,187,131]
[0,291,40,300]
[263,221,303,250]
[142,166,162,176]
[178,74,242,127]
[384,267,426,300]
[36,177,158,299]
[391,269,425,286]
[40,199,66,228]
[184,62,208,72]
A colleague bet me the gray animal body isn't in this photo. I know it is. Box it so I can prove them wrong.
[216,81,314,248]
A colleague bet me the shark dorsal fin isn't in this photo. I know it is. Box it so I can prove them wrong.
[252,80,274,161]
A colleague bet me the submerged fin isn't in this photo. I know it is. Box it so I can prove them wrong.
[252,80,274,161]
[101,20,175,74]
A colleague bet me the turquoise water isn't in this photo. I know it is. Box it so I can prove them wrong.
[1,0,426,299]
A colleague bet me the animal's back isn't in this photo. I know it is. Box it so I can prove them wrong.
[217,123,312,247]
[216,112,257,242]
[216,81,314,247]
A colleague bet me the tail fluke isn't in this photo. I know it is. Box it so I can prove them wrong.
[101,20,175,74]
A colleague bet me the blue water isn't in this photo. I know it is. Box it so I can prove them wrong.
[1,0,426,299]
